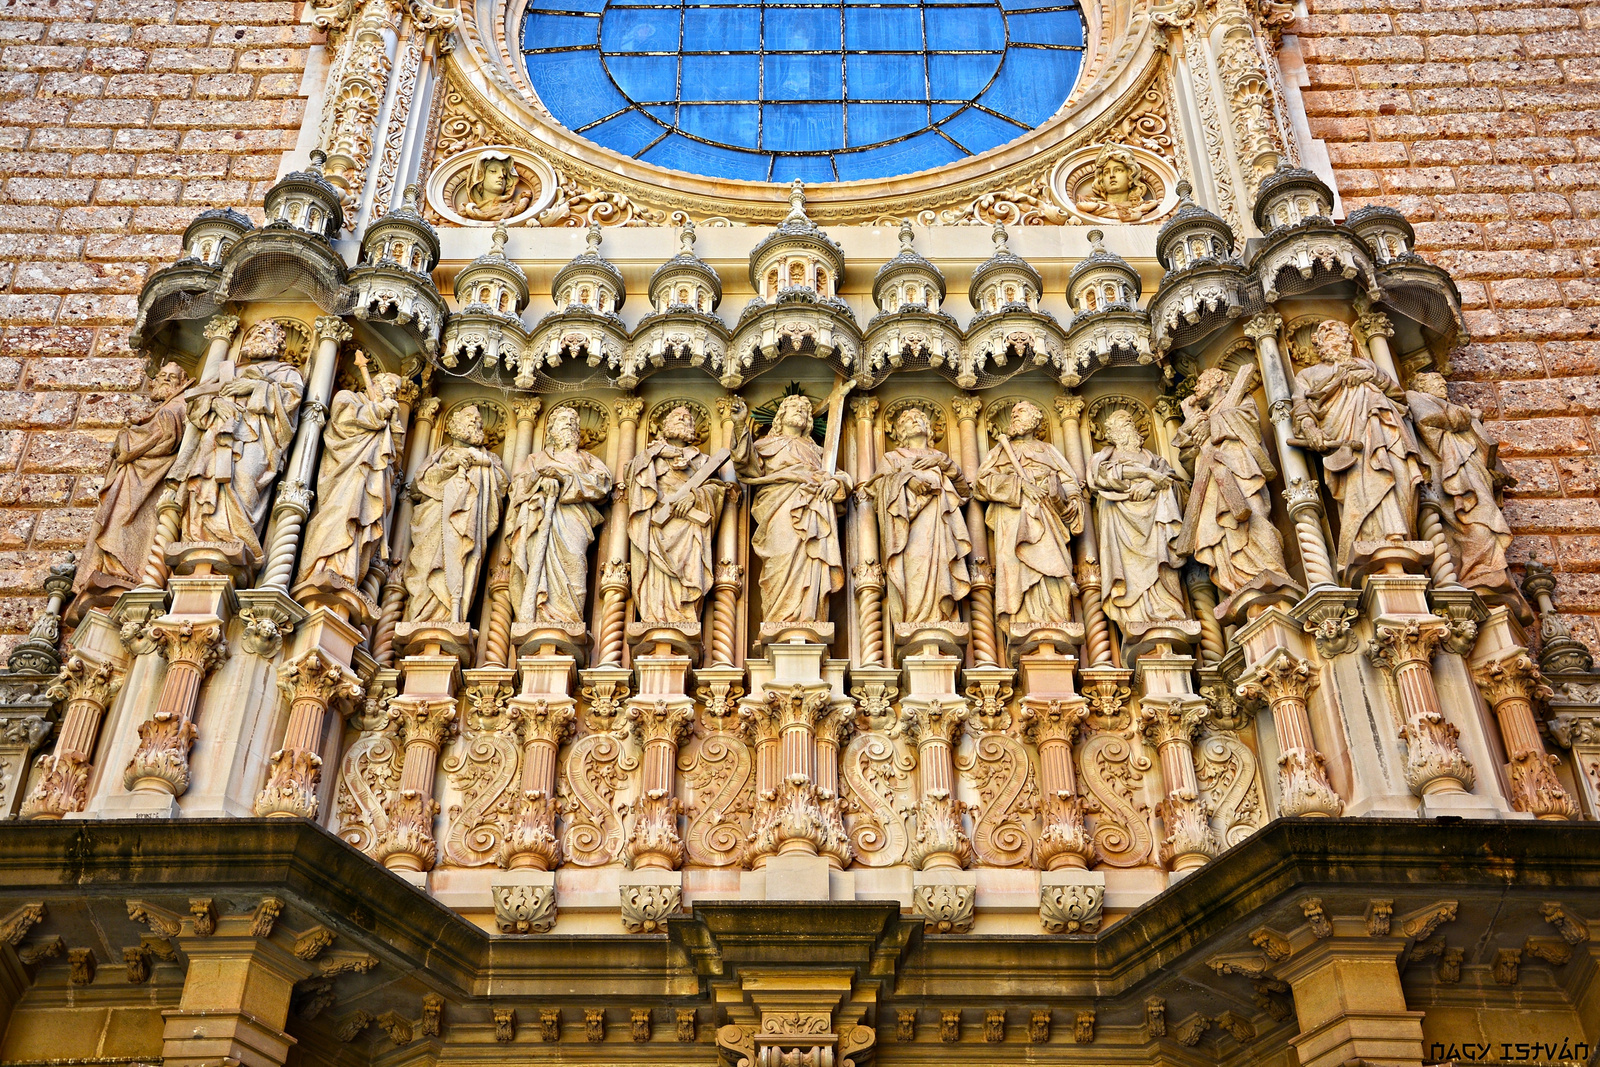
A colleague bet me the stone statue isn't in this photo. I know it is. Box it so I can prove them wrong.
[74,362,192,600]
[625,405,732,625]
[1291,320,1424,569]
[506,406,613,626]
[867,407,971,626]
[295,352,405,597]
[972,400,1083,634]
[456,151,533,222]
[1406,371,1515,592]
[402,405,509,623]
[729,393,850,626]
[1173,365,1297,613]
[1088,408,1188,626]
[1074,144,1161,223]
[168,320,305,563]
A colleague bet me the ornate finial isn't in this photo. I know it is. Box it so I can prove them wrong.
[992,222,1008,252]
[899,218,914,251]
[787,179,806,219]
[490,224,509,255]
[586,220,602,254]
[678,220,696,255]
[402,184,418,209]
[1087,229,1106,252]
[1175,180,1193,201]
[308,148,327,173]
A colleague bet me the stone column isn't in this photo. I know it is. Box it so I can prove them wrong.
[500,697,576,869]
[258,316,353,592]
[1139,697,1218,873]
[252,649,362,819]
[905,699,971,870]
[624,696,693,869]
[124,614,229,801]
[707,396,745,668]
[159,929,308,1067]
[1029,697,1093,868]
[1355,306,1402,385]
[1276,939,1424,1067]
[372,396,442,666]
[373,696,457,872]
[952,395,998,667]
[20,653,122,818]
[594,396,643,667]
[137,314,239,593]
[1473,653,1577,819]
[743,689,783,870]
[1057,395,1111,668]
[812,695,854,869]
[850,395,888,668]
[1367,620,1475,799]
[1236,648,1344,817]
[1244,313,1337,590]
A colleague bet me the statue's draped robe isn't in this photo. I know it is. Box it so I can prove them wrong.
[403,445,507,622]
[1295,356,1423,567]
[297,388,400,590]
[507,447,612,624]
[1407,389,1513,591]
[871,447,971,625]
[1173,388,1294,601]
[76,392,189,592]
[171,360,304,560]
[974,437,1082,630]
[732,429,850,625]
[1089,445,1188,625]
[626,441,725,624]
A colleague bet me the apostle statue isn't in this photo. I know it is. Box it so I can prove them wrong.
[1088,407,1188,626]
[295,352,405,600]
[506,406,614,626]
[1406,371,1515,592]
[625,405,732,626]
[1291,319,1425,570]
[1173,364,1298,614]
[168,320,305,564]
[74,362,193,602]
[402,404,508,623]
[729,393,850,626]
[867,406,971,627]
[972,400,1083,635]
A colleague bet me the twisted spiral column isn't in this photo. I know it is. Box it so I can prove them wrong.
[1418,497,1461,587]
[1183,567,1225,665]
[850,396,888,667]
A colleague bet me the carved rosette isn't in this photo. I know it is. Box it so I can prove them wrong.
[493,883,555,933]
[1236,651,1344,818]
[1368,621,1475,796]
[1039,883,1104,934]
[1473,654,1577,820]
[913,884,975,933]
[619,882,682,933]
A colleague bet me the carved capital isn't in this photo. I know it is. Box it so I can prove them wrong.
[46,653,121,715]
[1236,649,1318,710]
[279,649,363,710]
[416,396,443,423]
[1242,312,1282,342]
[951,394,982,422]
[314,315,354,347]
[1054,394,1085,422]
[1139,697,1209,749]
[614,396,645,423]
[519,699,577,747]
[394,697,458,750]
[849,395,880,422]
[203,314,241,342]
[903,698,969,745]
[1366,619,1449,677]
[512,397,543,424]
[1473,654,1553,711]
[1355,309,1395,340]
[150,619,229,674]
[1027,699,1088,746]
[629,698,694,747]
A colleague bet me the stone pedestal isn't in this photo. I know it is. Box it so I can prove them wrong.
[1277,938,1424,1067]
[618,866,683,933]
[1039,867,1105,933]
[491,868,557,934]
[911,866,976,933]
[159,936,307,1067]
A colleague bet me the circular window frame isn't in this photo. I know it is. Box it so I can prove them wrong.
[442,0,1169,219]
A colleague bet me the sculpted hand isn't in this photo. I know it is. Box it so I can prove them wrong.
[1129,483,1153,502]
[671,496,696,519]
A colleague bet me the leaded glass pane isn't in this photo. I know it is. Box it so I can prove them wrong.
[522,0,1083,181]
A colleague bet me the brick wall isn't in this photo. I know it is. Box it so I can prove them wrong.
[0,0,317,652]
[1295,0,1600,647]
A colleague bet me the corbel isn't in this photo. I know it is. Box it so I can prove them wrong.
[495,1008,517,1043]
[292,924,338,960]
[0,902,45,945]
[1397,900,1458,942]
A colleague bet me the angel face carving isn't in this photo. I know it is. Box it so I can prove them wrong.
[456,151,535,222]
[1075,145,1161,222]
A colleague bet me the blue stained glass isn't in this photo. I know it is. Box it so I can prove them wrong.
[682,7,761,50]
[524,0,1082,180]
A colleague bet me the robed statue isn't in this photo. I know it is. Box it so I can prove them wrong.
[1088,408,1188,626]
[1173,364,1297,613]
[972,400,1083,634]
[402,405,508,623]
[1292,319,1424,569]
[168,320,305,563]
[506,406,613,626]
[729,393,850,625]
[1406,371,1515,592]
[296,353,405,597]
[867,406,971,626]
[74,361,192,601]
[625,405,732,625]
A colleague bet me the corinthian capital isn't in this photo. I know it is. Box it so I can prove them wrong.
[1054,394,1085,422]
[518,699,577,746]
[1139,697,1209,748]
[763,684,832,733]
[1367,619,1449,677]
[203,314,241,342]
[1024,698,1087,745]
[1243,313,1282,342]
[278,649,362,709]
[1472,654,1553,710]
[951,394,983,422]
[629,698,694,746]
[903,698,969,745]
[1236,649,1318,708]
[614,396,645,423]
[151,620,229,675]
[394,697,458,749]
[849,395,880,422]
[314,315,354,347]
[512,397,543,424]
[46,653,121,711]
